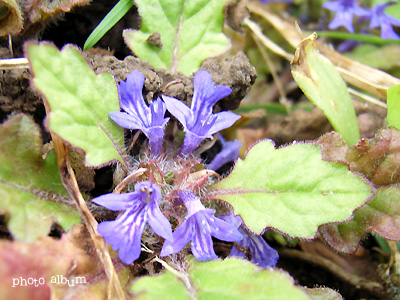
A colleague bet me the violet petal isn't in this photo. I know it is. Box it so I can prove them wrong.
[92,192,139,211]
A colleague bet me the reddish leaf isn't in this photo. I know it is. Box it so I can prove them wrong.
[315,131,348,162]
[317,129,400,253]
[320,185,400,254]
[0,224,130,300]
[346,127,400,186]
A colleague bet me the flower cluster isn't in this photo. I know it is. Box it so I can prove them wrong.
[323,0,400,39]
[92,69,279,268]
[112,69,240,156]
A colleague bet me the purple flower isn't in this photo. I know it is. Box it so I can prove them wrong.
[92,181,173,265]
[207,133,242,171]
[220,214,279,268]
[110,70,169,155]
[369,2,400,39]
[323,0,369,33]
[160,191,242,261]
[162,70,241,155]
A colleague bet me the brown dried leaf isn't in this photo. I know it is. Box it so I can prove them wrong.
[25,0,92,23]
[0,0,22,36]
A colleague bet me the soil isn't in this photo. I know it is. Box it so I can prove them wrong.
[0,1,391,299]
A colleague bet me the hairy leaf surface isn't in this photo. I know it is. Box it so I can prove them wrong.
[211,139,373,238]
[131,258,311,299]
[27,42,125,168]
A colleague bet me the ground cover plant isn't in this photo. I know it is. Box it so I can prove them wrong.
[1,0,400,299]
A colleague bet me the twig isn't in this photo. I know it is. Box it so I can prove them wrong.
[348,87,387,109]
[162,79,183,93]
[243,18,294,61]
[113,168,148,194]
[51,136,126,300]
[8,35,13,57]
[141,243,155,254]
[189,169,221,181]
[152,257,195,300]
[127,131,141,154]
[0,58,29,70]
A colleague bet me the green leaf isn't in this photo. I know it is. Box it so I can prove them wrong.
[131,270,190,300]
[291,33,360,146]
[26,42,126,168]
[192,259,310,299]
[0,0,22,36]
[0,114,80,242]
[387,84,400,129]
[83,0,134,50]
[211,139,373,239]
[123,0,230,75]
[131,258,311,299]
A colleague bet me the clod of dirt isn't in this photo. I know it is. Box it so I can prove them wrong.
[0,49,44,123]
[89,50,256,112]
[1,44,255,139]
[201,51,257,111]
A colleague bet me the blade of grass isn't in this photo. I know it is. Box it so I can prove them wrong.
[316,31,400,45]
[83,0,134,51]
